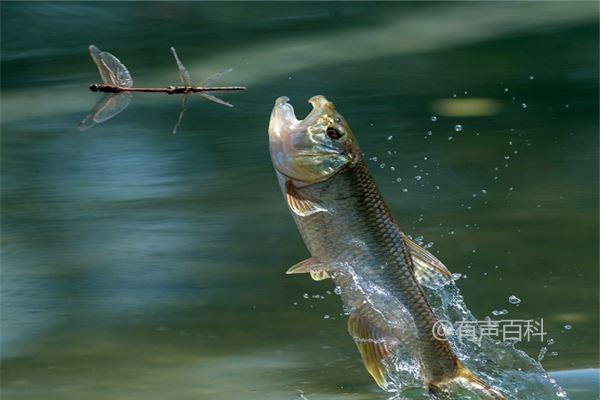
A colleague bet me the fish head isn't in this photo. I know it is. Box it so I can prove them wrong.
[269,95,361,184]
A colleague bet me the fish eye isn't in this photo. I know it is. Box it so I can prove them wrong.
[326,127,343,140]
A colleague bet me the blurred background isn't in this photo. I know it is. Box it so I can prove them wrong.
[1,2,598,399]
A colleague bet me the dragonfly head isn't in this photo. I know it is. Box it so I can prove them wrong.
[268,96,361,184]
[89,83,100,92]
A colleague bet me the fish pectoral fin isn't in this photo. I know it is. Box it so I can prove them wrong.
[286,258,331,281]
[285,180,327,217]
[348,307,397,389]
[404,236,452,284]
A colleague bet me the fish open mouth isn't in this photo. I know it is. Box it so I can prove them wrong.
[268,95,332,139]
[268,95,346,183]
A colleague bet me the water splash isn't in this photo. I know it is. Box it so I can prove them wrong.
[333,261,568,399]
[404,279,566,398]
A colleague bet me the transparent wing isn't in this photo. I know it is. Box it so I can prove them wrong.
[78,93,132,131]
[88,45,133,87]
[172,94,190,134]
[199,92,233,108]
[199,68,232,87]
[170,47,191,88]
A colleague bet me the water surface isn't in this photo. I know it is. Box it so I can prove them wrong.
[1,2,598,399]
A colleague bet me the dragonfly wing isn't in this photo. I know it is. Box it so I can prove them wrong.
[199,68,232,87]
[88,45,133,87]
[172,94,190,134]
[78,93,132,131]
[170,47,191,87]
[199,92,233,108]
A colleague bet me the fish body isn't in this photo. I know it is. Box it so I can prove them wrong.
[268,95,504,399]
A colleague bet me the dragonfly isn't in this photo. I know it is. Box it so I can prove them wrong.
[78,45,246,132]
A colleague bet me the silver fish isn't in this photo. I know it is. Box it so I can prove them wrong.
[268,95,505,399]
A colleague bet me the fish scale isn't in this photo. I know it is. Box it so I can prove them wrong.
[288,159,460,383]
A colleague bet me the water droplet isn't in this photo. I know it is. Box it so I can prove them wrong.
[508,295,521,305]
[452,93,457,98]
[435,185,440,190]
[492,309,508,316]
[547,338,555,345]
[402,188,409,193]
[521,103,527,109]
[481,189,488,194]
[451,273,462,280]
[415,175,422,181]
[323,314,330,319]
[529,75,534,80]
[303,293,309,299]
[504,87,509,92]
[564,324,572,331]
[396,177,402,183]
[387,135,393,141]
[454,124,463,132]
[448,136,453,141]
[379,163,386,168]
[390,166,395,171]
[538,346,548,361]
[430,115,438,122]
[334,286,342,295]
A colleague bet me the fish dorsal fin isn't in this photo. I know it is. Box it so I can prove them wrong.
[285,180,327,217]
[348,306,397,389]
[404,236,452,284]
[286,257,331,281]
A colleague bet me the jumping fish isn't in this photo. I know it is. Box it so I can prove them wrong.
[268,95,505,399]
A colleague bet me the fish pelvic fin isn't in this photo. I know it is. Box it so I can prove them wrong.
[404,236,452,285]
[285,180,327,217]
[348,306,397,389]
[286,257,331,281]
[429,363,506,400]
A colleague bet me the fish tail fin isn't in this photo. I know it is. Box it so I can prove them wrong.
[456,364,506,399]
[428,364,506,400]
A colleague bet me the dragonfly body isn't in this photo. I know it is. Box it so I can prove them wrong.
[89,84,246,94]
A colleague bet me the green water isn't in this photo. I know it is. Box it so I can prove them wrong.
[1,2,598,399]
